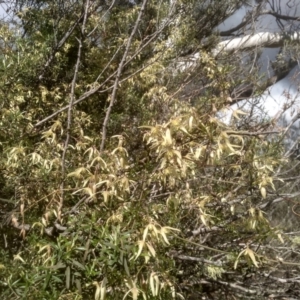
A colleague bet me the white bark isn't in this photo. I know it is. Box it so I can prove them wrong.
[213,31,300,56]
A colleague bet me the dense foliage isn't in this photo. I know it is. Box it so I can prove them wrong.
[0,0,300,299]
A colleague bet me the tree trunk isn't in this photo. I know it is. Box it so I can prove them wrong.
[213,31,300,56]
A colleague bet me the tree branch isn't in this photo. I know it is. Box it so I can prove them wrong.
[59,0,89,218]
[261,10,300,21]
[99,0,149,151]
[215,280,258,295]
[171,253,223,266]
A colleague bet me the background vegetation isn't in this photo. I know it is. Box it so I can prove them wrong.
[0,0,300,299]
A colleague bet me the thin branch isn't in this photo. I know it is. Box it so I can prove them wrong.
[225,130,281,136]
[263,273,300,283]
[282,111,300,137]
[228,59,298,106]
[259,191,300,209]
[64,196,87,216]
[59,0,89,218]
[219,19,250,36]
[219,2,264,37]
[100,0,148,151]
[174,234,228,254]
[87,0,116,38]
[215,280,258,294]
[261,10,300,21]
[172,253,223,266]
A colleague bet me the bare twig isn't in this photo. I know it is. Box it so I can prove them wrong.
[171,253,223,266]
[59,0,89,218]
[99,0,149,151]
[225,130,281,136]
[259,191,300,209]
[87,0,116,38]
[215,280,257,294]
[261,10,300,21]
[264,273,300,283]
